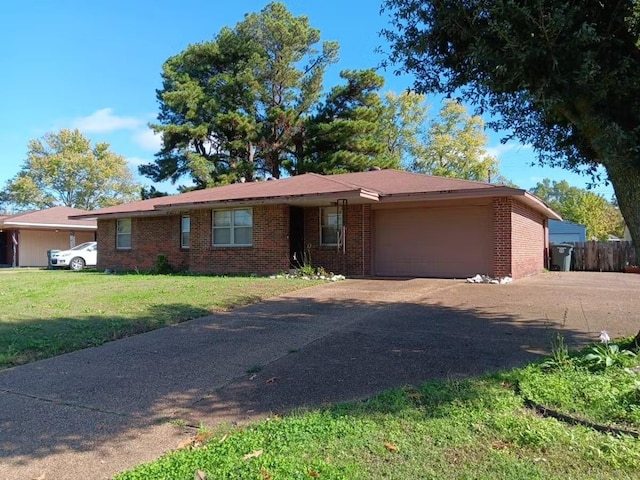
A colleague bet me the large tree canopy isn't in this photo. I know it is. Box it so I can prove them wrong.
[300,69,399,174]
[1,129,139,211]
[383,0,640,256]
[412,99,499,182]
[142,2,341,187]
[142,3,432,189]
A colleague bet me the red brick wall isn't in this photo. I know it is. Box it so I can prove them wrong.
[511,200,546,279]
[303,204,370,276]
[97,215,189,272]
[492,197,513,278]
[491,197,546,279]
[188,205,290,275]
[98,206,290,275]
[96,199,545,279]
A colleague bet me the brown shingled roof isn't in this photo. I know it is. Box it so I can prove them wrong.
[0,206,97,229]
[329,169,496,195]
[71,170,560,220]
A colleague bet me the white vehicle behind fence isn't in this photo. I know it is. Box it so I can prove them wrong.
[50,242,97,271]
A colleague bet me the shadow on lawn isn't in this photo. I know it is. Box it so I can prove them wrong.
[0,277,636,476]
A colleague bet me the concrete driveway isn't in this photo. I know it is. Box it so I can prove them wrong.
[1,272,639,479]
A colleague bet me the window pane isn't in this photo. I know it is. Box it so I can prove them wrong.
[181,216,190,233]
[117,234,131,249]
[213,228,231,245]
[327,213,341,226]
[181,232,190,248]
[321,226,338,245]
[234,209,252,226]
[213,211,231,226]
[234,226,252,245]
[117,218,131,234]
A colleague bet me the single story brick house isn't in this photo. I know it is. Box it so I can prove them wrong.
[72,169,560,279]
[0,206,97,267]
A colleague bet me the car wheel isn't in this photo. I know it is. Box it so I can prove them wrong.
[69,257,85,271]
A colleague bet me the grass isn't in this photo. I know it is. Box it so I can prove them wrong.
[116,340,640,480]
[518,337,640,429]
[0,269,322,369]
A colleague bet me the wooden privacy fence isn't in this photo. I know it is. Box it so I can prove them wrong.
[564,241,636,272]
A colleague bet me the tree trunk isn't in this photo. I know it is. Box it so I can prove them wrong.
[605,159,640,263]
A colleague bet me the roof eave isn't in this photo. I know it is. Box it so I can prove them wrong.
[69,210,167,221]
[378,186,518,203]
[520,192,562,220]
[378,187,562,220]
[154,189,379,211]
[0,221,97,230]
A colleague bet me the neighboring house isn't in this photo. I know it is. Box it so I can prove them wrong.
[72,169,560,280]
[548,219,587,244]
[0,206,97,267]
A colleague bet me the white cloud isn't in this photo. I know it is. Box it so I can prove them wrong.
[126,156,152,168]
[133,128,163,152]
[485,142,532,159]
[71,108,143,133]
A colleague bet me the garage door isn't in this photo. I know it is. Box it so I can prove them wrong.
[374,205,492,278]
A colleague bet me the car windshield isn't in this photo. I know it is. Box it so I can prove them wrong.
[70,242,95,251]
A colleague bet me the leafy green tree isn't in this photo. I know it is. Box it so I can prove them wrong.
[300,70,398,174]
[412,100,499,181]
[531,179,625,240]
[382,0,640,256]
[2,129,139,211]
[376,90,430,168]
[143,2,339,186]
[140,186,169,200]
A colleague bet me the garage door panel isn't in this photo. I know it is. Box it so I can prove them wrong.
[374,206,491,278]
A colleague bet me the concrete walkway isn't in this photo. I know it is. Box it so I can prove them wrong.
[1,272,639,479]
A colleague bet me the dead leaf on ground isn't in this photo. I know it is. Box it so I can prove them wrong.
[384,442,399,452]
[307,469,320,478]
[218,434,229,443]
[243,449,263,460]
[194,470,208,480]
[176,438,194,450]
[407,392,423,399]
[491,440,512,450]
[261,466,273,479]
[194,431,212,444]
[265,376,277,384]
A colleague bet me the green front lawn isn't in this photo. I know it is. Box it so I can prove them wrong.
[0,270,321,369]
[117,340,640,480]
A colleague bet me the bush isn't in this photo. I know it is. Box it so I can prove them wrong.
[154,254,173,275]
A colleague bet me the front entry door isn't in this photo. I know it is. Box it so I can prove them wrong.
[289,207,305,267]
[0,232,7,264]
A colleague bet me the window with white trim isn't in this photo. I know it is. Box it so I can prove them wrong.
[116,218,132,249]
[212,208,253,246]
[320,207,342,246]
[181,215,190,248]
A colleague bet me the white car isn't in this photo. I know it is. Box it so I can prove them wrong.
[50,242,97,271]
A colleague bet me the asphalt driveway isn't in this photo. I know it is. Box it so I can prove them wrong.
[1,272,639,479]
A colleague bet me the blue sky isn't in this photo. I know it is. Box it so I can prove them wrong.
[1,0,614,199]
